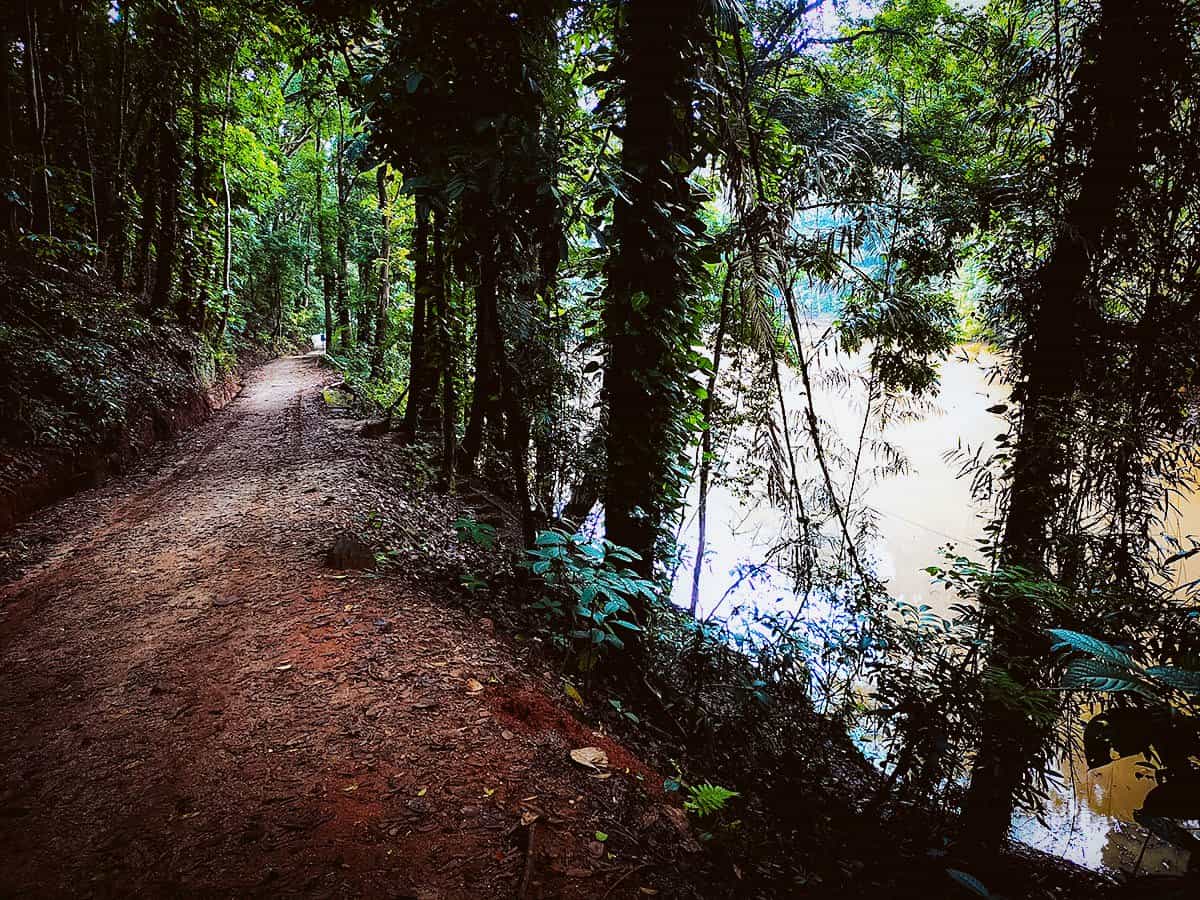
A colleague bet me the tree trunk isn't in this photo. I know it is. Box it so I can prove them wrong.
[335,96,351,347]
[434,208,457,490]
[0,10,14,239]
[179,35,205,328]
[133,140,158,298]
[154,122,181,317]
[370,166,392,380]
[402,200,432,434]
[23,1,51,236]
[358,264,375,347]
[314,118,334,351]
[218,50,235,335]
[602,0,706,579]
[461,241,503,472]
[106,5,131,284]
[961,0,1179,850]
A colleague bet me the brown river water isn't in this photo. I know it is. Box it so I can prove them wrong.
[671,343,1199,876]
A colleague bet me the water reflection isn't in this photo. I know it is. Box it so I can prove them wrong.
[670,344,1198,875]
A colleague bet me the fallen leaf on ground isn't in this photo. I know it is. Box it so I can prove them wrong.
[465,678,484,693]
[569,747,608,770]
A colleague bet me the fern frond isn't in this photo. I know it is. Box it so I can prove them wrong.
[684,783,739,817]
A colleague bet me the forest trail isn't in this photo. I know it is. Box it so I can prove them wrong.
[0,355,691,899]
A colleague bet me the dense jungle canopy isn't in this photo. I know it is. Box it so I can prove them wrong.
[3,0,1200,895]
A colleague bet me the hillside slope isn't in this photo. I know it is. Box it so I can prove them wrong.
[0,261,257,531]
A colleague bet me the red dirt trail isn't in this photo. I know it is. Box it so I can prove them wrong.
[0,355,694,899]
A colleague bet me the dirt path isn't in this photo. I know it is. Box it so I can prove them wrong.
[0,355,692,899]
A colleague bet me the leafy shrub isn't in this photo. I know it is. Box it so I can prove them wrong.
[454,516,497,550]
[524,528,657,657]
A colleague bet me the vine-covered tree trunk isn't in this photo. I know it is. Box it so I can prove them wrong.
[961,0,1182,849]
[602,0,706,578]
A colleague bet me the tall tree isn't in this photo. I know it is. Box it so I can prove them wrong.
[369,165,393,380]
[313,111,335,351]
[602,0,710,578]
[962,0,1198,848]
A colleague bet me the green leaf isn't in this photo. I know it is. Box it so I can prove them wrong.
[1047,629,1137,669]
[683,783,738,817]
[594,831,607,842]
[1060,659,1150,695]
[1145,666,1200,695]
[945,868,990,897]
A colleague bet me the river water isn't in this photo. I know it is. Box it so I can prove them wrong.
[669,343,1199,875]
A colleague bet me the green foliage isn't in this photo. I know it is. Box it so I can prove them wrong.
[524,528,657,655]
[1059,658,1150,695]
[1049,630,1200,702]
[453,516,497,551]
[1049,630,1200,858]
[683,783,738,818]
[0,264,201,452]
[1048,630,1136,670]
[8,0,1200,876]
[607,697,639,724]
